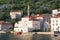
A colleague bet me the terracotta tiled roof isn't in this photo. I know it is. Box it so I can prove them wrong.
[36,14,47,17]
[23,16,31,18]
[57,13,60,16]
[29,19,39,21]
[10,10,23,12]
[52,16,58,18]
[23,14,48,18]
[52,13,60,18]
[0,21,12,25]
[22,14,48,20]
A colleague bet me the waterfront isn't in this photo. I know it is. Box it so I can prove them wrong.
[0,33,60,40]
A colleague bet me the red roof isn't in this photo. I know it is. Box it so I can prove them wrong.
[10,10,23,12]
[0,21,12,25]
[52,13,60,18]
[33,14,47,18]
[23,16,31,18]
[23,14,47,18]
[22,14,48,21]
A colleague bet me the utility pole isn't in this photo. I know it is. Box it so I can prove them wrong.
[27,5,30,16]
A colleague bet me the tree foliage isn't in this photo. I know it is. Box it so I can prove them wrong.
[0,0,60,13]
[0,0,60,22]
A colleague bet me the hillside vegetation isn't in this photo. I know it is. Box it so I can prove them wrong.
[0,0,60,22]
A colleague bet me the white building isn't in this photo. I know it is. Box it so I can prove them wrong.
[51,17,60,31]
[0,21,12,31]
[35,14,51,31]
[10,10,23,19]
[14,16,40,32]
[52,9,60,16]
[14,14,52,32]
[51,13,60,33]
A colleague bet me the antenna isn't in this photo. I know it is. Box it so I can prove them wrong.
[27,5,30,16]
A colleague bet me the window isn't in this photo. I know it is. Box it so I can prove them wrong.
[56,24,58,25]
[56,20,58,22]
[58,26,60,28]
[53,24,54,26]
[53,20,54,22]
[23,24,27,26]
[56,28,58,30]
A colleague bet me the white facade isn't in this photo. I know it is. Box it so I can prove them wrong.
[14,28,28,32]
[10,10,23,19]
[14,14,52,32]
[14,17,40,32]
[51,17,60,32]
[52,9,60,16]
